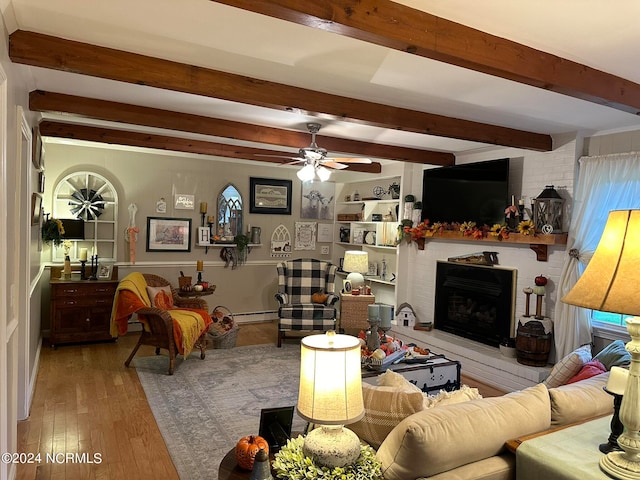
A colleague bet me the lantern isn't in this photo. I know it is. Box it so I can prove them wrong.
[533,185,564,234]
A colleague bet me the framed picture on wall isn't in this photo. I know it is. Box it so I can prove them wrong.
[31,193,42,225]
[250,177,292,215]
[146,217,192,252]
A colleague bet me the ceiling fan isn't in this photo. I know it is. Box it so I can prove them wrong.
[262,123,373,181]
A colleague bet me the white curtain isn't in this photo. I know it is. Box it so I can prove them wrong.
[554,152,640,359]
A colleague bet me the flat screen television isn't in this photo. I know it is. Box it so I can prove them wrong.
[421,158,510,227]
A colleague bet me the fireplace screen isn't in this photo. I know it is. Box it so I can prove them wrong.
[434,261,516,347]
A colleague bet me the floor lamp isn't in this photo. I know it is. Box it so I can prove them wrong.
[562,209,640,479]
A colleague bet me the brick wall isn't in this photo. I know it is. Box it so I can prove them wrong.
[400,133,580,335]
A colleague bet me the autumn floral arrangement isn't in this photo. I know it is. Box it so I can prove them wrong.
[401,217,537,245]
[41,216,65,246]
[272,436,383,480]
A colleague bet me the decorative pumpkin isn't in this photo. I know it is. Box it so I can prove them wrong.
[235,435,269,470]
[312,289,328,304]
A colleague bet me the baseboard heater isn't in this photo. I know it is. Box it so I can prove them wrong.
[129,310,278,326]
[232,310,278,324]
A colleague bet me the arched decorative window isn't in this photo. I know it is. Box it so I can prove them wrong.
[53,171,118,262]
[217,184,243,238]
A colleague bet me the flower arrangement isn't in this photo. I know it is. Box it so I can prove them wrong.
[41,216,65,246]
[400,217,537,244]
[272,435,383,480]
[517,220,536,235]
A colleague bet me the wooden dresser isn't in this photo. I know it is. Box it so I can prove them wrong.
[49,266,118,347]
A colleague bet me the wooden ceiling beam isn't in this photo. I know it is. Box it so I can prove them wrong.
[37,120,383,173]
[29,90,453,166]
[9,30,551,152]
[213,0,640,115]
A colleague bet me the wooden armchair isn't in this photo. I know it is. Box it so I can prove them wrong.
[116,273,211,375]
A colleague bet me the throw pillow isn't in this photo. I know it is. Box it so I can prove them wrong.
[594,340,631,370]
[567,359,607,384]
[349,383,424,450]
[542,344,592,388]
[376,369,423,394]
[423,384,482,409]
[146,285,174,309]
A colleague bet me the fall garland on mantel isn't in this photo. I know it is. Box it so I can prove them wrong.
[401,218,538,249]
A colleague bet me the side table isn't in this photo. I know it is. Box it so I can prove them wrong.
[218,448,250,480]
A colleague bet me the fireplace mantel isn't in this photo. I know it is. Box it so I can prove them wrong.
[420,232,568,261]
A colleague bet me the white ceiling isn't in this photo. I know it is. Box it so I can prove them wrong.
[5,0,640,161]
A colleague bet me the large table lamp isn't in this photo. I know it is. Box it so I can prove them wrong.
[562,209,640,479]
[343,250,368,290]
[297,331,364,468]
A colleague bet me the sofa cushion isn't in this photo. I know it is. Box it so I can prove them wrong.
[377,383,550,480]
[542,344,592,388]
[567,359,607,384]
[594,340,631,370]
[348,383,424,449]
[548,371,612,426]
[422,454,515,480]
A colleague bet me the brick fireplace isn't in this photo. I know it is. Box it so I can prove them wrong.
[434,261,517,347]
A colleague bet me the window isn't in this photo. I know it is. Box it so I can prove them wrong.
[53,171,118,262]
[588,176,640,330]
[592,311,625,327]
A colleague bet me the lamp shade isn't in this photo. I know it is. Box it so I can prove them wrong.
[297,332,364,425]
[562,210,640,316]
[343,251,368,274]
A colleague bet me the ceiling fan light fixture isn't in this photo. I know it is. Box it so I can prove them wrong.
[297,163,316,182]
[317,165,332,181]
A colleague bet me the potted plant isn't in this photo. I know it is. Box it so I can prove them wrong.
[41,215,65,246]
[233,233,250,265]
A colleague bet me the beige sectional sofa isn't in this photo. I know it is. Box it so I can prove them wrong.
[364,372,613,480]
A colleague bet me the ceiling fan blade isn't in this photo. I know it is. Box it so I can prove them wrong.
[342,162,383,174]
[321,160,349,170]
[283,159,306,166]
[253,153,300,159]
[327,157,372,164]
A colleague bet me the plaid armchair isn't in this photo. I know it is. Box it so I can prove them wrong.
[275,258,339,347]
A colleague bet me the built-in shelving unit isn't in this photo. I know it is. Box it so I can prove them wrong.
[334,176,403,305]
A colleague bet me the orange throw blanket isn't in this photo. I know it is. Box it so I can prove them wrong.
[110,272,212,357]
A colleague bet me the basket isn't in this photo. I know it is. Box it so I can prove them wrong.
[340,294,376,331]
[178,276,192,290]
[208,305,239,349]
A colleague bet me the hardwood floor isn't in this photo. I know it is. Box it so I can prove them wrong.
[16,321,504,479]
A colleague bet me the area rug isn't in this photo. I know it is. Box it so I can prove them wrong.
[134,343,306,480]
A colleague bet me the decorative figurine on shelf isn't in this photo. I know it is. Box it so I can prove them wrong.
[126,203,139,264]
[533,274,547,319]
[523,286,533,317]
